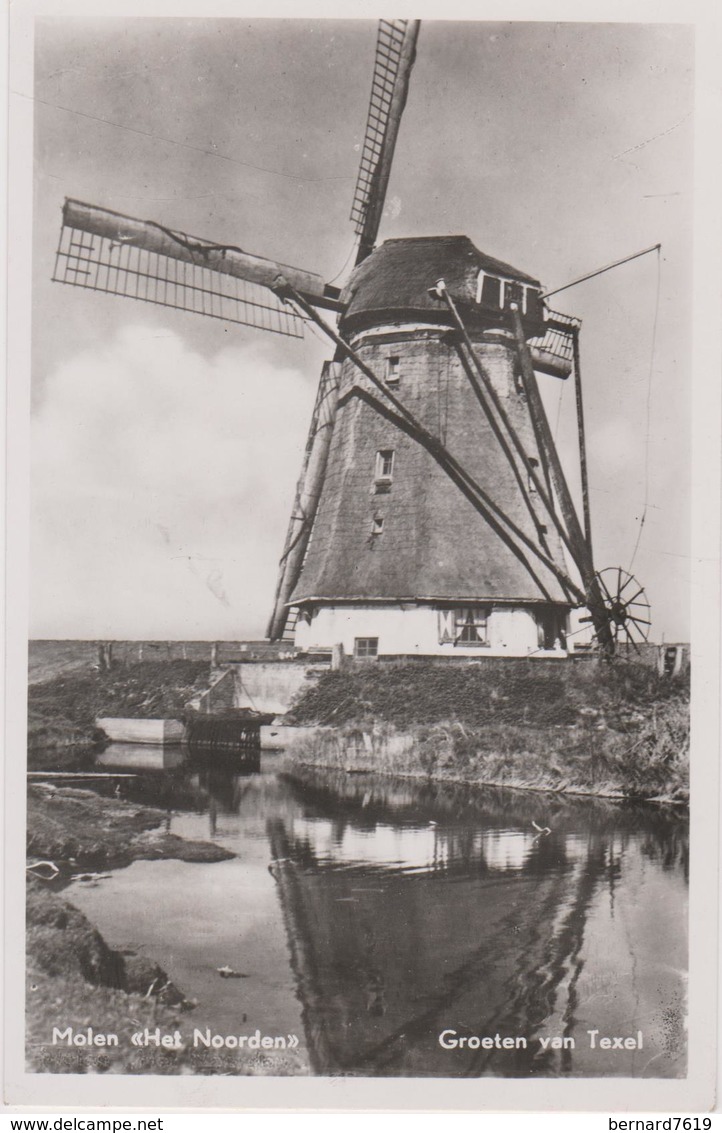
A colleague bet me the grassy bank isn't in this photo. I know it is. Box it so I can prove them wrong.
[26,789,308,1075]
[28,660,211,766]
[27,882,190,1075]
[286,660,690,802]
[27,782,234,871]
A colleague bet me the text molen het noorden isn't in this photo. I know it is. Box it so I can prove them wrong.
[50,1026,643,1053]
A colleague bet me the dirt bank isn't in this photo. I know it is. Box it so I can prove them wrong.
[26,884,307,1076]
[286,661,689,802]
[25,788,308,1076]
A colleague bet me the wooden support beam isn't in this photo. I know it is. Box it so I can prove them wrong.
[439,285,582,584]
[341,387,564,603]
[510,307,614,651]
[452,348,577,606]
[267,362,340,640]
[572,327,594,559]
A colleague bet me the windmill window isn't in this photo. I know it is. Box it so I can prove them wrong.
[455,608,488,645]
[371,517,384,536]
[479,273,501,308]
[526,287,542,321]
[386,356,401,385]
[528,456,539,492]
[354,637,379,659]
[438,607,489,646]
[503,280,524,311]
[375,449,395,484]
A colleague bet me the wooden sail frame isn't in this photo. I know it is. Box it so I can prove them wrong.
[53,199,342,339]
[351,20,421,264]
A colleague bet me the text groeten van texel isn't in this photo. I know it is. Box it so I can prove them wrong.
[438,1029,644,1051]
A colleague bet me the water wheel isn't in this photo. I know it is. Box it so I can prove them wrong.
[593,567,651,653]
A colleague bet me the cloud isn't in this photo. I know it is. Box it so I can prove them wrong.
[31,324,315,639]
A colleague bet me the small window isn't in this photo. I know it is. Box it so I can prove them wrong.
[355,637,379,659]
[386,357,401,385]
[375,449,395,482]
[439,607,488,646]
[528,456,539,493]
[371,517,384,536]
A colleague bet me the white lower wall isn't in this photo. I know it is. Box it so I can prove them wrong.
[293,603,567,658]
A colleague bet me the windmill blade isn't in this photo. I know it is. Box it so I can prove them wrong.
[53,199,342,339]
[351,20,421,263]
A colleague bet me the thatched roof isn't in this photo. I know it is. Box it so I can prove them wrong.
[341,236,541,332]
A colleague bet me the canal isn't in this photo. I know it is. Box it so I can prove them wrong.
[65,746,688,1078]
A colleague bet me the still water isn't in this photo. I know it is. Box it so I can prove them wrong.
[68,747,688,1078]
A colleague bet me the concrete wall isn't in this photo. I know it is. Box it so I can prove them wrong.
[190,667,237,714]
[230,661,329,716]
[294,602,567,659]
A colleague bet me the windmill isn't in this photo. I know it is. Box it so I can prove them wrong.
[51,19,652,659]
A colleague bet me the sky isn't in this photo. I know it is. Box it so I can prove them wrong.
[29,18,694,641]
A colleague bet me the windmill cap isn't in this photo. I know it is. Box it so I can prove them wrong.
[341,235,541,329]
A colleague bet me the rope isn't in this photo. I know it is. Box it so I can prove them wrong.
[553,382,564,441]
[24,93,351,185]
[236,672,260,713]
[628,246,662,573]
[327,238,361,286]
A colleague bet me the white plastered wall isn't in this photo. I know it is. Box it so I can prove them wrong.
[293,603,567,658]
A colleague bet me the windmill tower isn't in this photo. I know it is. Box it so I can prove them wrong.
[51,20,651,658]
[272,236,577,659]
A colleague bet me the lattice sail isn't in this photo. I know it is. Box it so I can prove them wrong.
[51,199,330,339]
[350,20,415,237]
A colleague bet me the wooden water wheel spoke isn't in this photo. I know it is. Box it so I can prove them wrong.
[621,580,644,601]
[592,567,651,653]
